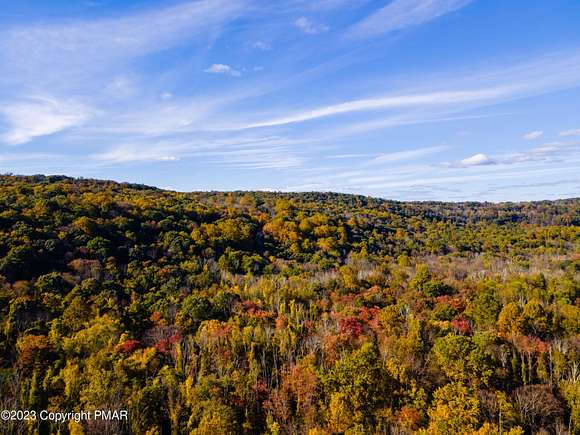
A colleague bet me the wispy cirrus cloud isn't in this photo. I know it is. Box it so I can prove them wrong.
[442,141,580,169]
[349,166,580,192]
[560,128,580,137]
[242,88,510,129]
[91,142,182,164]
[348,0,473,39]
[287,134,580,201]
[0,97,92,145]
[0,0,246,86]
[365,145,448,166]
[231,49,580,133]
[91,134,307,170]
[0,0,248,145]
[286,0,369,11]
[205,146,305,169]
[502,141,580,164]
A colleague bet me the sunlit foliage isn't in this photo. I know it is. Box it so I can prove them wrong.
[0,175,578,434]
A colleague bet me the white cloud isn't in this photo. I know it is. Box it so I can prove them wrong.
[560,128,580,137]
[229,50,580,133]
[288,0,368,10]
[0,0,246,85]
[294,139,580,200]
[346,166,579,192]
[439,141,580,169]
[0,97,91,145]
[294,17,329,34]
[204,64,242,77]
[439,153,496,168]
[365,145,448,165]
[205,146,304,169]
[91,142,181,163]
[459,153,495,167]
[326,153,372,159]
[92,135,305,169]
[348,0,473,39]
[253,41,271,50]
[243,87,509,129]
[523,130,543,140]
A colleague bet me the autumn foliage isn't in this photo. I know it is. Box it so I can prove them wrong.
[0,175,578,434]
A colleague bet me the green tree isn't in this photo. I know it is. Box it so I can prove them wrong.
[324,342,393,430]
[426,383,480,434]
[432,333,493,385]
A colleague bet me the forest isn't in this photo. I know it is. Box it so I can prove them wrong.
[0,174,578,435]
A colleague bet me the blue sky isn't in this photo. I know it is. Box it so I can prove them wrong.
[1,0,579,201]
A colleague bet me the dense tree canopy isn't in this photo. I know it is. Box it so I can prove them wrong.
[0,174,578,434]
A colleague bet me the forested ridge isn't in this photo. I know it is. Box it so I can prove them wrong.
[0,174,578,435]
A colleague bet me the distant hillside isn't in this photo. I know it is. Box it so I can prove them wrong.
[2,174,579,224]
